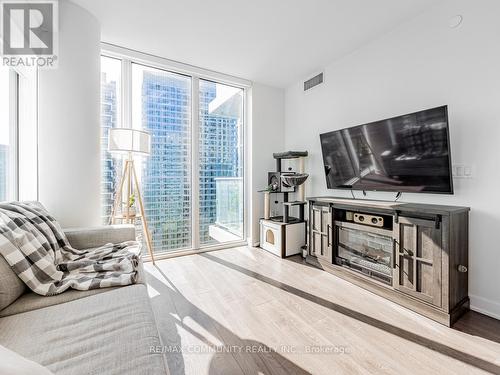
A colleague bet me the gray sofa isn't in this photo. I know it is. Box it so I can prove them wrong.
[0,225,168,375]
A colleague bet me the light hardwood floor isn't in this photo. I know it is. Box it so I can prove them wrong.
[143,246,500,375]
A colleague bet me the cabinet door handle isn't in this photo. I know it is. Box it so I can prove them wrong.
[392,239,397,268]
[403,248,414,257]
[395,239,413,257]
[327,224,331,247]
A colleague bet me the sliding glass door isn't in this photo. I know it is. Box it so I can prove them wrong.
[100,53,246,256]
[198,80,244,246]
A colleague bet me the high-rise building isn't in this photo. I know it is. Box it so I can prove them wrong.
[140,72,192,252]
[100,72,120,222]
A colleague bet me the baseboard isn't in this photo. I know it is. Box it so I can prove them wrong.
[247,237,259,247]
[470,294,500,320]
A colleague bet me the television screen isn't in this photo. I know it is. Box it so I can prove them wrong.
[320,106,453,194]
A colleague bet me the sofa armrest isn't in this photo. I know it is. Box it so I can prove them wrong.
[64,225,136,249]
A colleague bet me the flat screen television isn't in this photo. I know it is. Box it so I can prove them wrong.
[320,105,453,194]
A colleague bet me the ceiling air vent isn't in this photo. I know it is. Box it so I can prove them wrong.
[304,72,323,91]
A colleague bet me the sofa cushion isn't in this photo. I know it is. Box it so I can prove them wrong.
[0,260,146,318]
[0,254,25,310]
[64,225,136,250]
[0,283,167,375]
[0,344,54,375]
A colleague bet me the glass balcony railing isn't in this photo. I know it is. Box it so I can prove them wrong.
[209,177,243,242]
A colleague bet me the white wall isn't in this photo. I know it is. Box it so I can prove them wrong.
[284,0,500,318]
[249,83,285,245]
[38,2,101,227]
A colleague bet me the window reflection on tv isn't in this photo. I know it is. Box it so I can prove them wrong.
[320,106,453,194]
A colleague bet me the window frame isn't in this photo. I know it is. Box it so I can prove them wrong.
[101,43,251,259]
[1,67,19,202]
[1,65,39,203]
[8,69,18,201]
[16,67,39,201]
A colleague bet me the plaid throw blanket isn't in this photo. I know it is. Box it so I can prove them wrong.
[0,202,141,296]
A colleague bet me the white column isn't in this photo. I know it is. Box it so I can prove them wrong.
[38,2,101,226]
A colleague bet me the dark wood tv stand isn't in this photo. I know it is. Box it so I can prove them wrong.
[306,197,469,326]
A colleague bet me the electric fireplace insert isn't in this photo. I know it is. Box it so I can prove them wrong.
[335,225,393,285]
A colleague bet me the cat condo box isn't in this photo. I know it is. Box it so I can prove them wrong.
[259,219,306,258]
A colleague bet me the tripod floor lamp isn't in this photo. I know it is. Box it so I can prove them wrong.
[108,128,155,264]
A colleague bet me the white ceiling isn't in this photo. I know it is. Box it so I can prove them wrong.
[72,0,438,88]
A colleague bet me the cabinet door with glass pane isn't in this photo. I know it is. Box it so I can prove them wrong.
[309,203,333,262]
[393,216,443,308]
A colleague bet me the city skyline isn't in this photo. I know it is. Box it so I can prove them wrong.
[100,63,243,253]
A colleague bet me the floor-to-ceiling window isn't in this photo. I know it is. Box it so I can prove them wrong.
[100,48,247,256]
[0,65,38,203]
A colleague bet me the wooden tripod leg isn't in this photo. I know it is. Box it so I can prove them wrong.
[130,160,155,264]
[126,157,132,223]
[110,160,129,225]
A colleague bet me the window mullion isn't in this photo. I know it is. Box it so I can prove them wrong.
[242,88,248,242]
[9,70,19,200]
[191,76,200,250]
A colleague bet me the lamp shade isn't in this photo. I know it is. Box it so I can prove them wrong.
[108,128,151,155]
